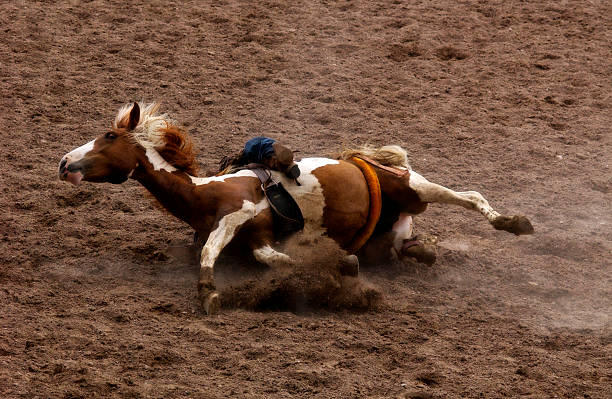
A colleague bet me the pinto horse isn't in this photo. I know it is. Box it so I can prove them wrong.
[59,102,534,314]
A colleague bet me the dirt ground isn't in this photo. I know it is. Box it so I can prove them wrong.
[1,0,611,398]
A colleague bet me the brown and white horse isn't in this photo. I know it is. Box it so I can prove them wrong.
[59,102,534,314]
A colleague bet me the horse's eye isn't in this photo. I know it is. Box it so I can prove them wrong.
[105,132,117,140]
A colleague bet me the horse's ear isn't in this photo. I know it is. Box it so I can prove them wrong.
[127,102,140,131]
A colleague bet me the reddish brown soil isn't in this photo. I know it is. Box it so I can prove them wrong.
[1,1,611,398]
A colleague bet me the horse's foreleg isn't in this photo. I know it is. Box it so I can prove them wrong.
[253,246,359,277]
[199,201,258,315]
[253,245,295,268]
[408,171,534,235]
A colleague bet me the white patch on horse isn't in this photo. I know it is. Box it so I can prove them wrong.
[253,245,294,268]
[200,199,266,271]
[62,139,95,166]
[408,171,501,222]
[145,147,177,172]
[392,213,414,253]
[253,196,269,215]
[190,169,259,186]
[272,158,339,238]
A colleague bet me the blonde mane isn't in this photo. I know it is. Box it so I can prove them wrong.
[114,102,199,175]
[338,145,411,170]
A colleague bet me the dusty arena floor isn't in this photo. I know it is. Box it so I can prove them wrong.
[1,1,611,398]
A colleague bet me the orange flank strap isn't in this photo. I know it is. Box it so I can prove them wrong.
[346,157,382,254]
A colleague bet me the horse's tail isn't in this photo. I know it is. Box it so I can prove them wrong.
[337,145,411,170]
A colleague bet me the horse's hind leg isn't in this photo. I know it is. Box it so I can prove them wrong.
[408,171,534,235]
[392,213,414,254]
[390,213,438,265]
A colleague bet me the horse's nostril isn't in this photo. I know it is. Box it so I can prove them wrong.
[59,158,67,172]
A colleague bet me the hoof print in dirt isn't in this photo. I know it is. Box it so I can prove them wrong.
[435,46,468,60]
[151,303,179,314]
[56,190,97,207]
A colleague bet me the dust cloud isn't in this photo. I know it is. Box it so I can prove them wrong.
[220,236,381,312]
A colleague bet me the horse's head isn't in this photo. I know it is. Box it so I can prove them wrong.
[59,103,143,185]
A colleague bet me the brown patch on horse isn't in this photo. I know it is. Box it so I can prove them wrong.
[313,161,370,249]
[374,167,428,215]
[156,124,199,176]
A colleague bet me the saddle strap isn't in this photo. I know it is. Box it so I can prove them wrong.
[353,155,409,177]
[249,166,273,188]
[346,157,383,254]
[250,167,305,233]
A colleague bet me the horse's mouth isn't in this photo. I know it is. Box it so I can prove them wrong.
[59,163,84,186]
[60,170,84,185]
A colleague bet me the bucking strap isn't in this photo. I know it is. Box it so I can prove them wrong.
[346,157,382,254]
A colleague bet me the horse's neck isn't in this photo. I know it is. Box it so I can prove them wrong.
[132,166,204,228]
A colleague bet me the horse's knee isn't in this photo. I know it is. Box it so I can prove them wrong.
[359,232,396,264]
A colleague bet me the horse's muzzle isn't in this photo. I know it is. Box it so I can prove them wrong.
[59,157,84,185]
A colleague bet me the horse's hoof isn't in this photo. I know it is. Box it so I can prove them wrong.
[203,292,220,315]
[339,254,359,277]
[493,215,534,235]
[401,239,437,265]
[513,215,534,235]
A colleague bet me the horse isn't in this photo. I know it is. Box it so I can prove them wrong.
[58,102,534,314]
